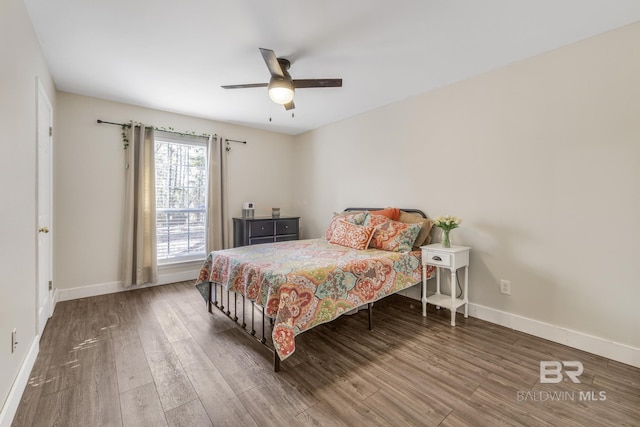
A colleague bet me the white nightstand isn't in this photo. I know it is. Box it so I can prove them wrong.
[421,244,471,326]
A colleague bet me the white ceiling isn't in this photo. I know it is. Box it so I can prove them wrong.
[24,0,640,135]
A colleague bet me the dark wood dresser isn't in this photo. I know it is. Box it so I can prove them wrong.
[233,216,300,247]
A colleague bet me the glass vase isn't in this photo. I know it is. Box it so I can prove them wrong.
[441,229,451,248]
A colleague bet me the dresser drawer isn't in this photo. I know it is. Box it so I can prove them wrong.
[250,236,275,245]
[250,220,275,238]
[276,219,298,236]
[424,251,452,268]
[276,234,298,242]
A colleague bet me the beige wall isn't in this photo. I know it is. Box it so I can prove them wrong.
[0,0,57,414]
[54,93,297,291]
[294,23,640,349]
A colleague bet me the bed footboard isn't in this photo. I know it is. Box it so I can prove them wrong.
[206,281,374,372]
[207,281,282,371]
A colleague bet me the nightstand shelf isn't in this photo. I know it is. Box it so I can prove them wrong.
[424,293,466,311]
[421,244,471,326]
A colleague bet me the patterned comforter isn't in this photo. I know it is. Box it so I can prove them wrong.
[195,238,433,360]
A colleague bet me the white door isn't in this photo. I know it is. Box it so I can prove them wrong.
[37,79,53,336]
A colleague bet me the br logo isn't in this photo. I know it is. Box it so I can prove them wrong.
[540,361,583,383]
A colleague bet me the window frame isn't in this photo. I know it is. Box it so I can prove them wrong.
[154,131,208,265]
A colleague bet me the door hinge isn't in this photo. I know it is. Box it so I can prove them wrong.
[48,280,53,291]
[49,127,53,137]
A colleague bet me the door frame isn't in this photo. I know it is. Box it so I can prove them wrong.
[36,77,53,336]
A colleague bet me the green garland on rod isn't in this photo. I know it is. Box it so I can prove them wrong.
[121,124,130,149]
[120,120,213,149]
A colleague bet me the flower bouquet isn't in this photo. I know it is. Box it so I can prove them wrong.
[433,215,462,248]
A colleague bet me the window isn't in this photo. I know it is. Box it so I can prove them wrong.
[154,132,207,264]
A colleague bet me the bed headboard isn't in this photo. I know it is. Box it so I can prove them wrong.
[344,207,427,218]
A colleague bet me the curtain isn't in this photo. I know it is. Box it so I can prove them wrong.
[206,136,229,253]
[122,125,157,286]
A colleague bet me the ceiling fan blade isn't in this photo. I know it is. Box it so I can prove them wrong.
[221,83,268,89]
[293,79,342,88]
[259,48,284,79]
[284,101,295,111]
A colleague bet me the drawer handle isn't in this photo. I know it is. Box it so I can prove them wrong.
[432,256,442,261]
[285,226,288,229]
[261,227,265,230]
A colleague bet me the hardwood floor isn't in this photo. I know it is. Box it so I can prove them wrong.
[12,281,640,426]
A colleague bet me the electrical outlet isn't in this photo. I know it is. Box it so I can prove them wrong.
[500,279,511,295]
[11,329,18,353]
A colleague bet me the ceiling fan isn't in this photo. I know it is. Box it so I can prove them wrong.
[221,48,342,111]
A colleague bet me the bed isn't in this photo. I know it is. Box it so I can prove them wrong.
[195,208,435,371]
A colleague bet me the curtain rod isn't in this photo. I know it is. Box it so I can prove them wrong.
[96,119,222,140]
[225,138,247,144]
[97,119,130,127]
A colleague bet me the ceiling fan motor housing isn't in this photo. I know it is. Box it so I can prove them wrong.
[277,58,291,71]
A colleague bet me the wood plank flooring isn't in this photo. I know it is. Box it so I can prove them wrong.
[12,281,640,426]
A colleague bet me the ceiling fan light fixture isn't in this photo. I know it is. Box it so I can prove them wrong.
[222,48,342,110]
[268,78,295,104]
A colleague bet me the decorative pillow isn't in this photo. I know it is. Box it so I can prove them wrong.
[398,211,434,249]
[365,214,423,252]
[324,211,369,240]
[370,207,401,221]
[329,219,375,250]
[364,213,391,229]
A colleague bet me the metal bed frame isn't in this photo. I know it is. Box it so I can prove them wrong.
[206,281,373,372]
[204,207,428,372]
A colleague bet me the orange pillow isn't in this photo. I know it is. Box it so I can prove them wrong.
[370,207,400,221]
[329,219,375,250]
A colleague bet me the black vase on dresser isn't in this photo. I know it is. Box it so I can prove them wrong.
[233,216,300,247]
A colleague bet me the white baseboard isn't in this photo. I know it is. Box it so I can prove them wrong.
[56,270,199,302]
[0,338,39,427]
[400,288,639,368]
[51,287,59,313]
[467,303,640,368]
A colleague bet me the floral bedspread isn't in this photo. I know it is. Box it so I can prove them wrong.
[195,238,433,360]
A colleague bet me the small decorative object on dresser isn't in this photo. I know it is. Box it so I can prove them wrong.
[242,201,255,219]
[272,207,280,218]
[433,215,462,248]
[421,243,471,326]
[233,215,299,247]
